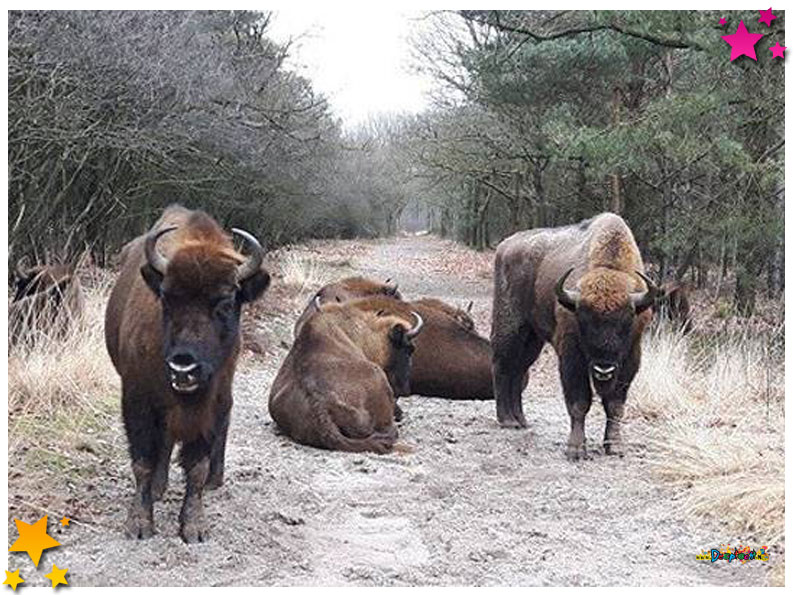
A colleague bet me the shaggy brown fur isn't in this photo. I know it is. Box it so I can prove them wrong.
[9,262,85,345]
[412,297,475,332]
[491,213,656,461]
[654,281,693,334]
[105,204,270,543]
[295,278,502,402]
[270,296,421,453]
[293,276,400,336]
[408,298,504,400]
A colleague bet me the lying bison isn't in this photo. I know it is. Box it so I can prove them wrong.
[105,205,270,542]
[293,276,400,336]
[654,281,693,334]
[491,213,658,460]
[297,278,500,401]
[9,261,85,345]
[409,298,497,400]
[270,296,422,453]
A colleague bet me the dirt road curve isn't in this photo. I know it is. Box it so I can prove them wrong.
[9,236,769,586]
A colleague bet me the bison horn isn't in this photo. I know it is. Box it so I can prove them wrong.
[405,311,424,339]
[555,268,580,312]
[231,228,265,282]
[630,270,660,314]
[144,225,177,275]
[314,295,322,311]
[385,283,399,296]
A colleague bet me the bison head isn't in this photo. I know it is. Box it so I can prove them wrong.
[140,225,270,395]
[343,297,424,398]
[555,267,658,389]
[384,311,423,397]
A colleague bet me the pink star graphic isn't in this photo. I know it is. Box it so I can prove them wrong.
[758,8,777,27]
[769,42,786,58]
[719,17,727,26]
[721,20,765,62]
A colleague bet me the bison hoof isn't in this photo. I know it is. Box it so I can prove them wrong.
[394,404,404,423]
[498,417,527,429]
[205,472,224,490]
[565,445,589,462]
[180,520,207,544]
[124,509,154,540]
[604,443,624,457]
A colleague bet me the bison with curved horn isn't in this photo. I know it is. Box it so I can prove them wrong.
[270,296,423,453]
[491,213,658,460]
[105,205,270,542]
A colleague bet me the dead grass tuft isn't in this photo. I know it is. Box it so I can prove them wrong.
[630,321,784,547]
[8,267,121,515]
[278,251,330,293]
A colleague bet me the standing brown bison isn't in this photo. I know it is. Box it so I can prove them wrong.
[9,261,85,344]
[105,205,270,542]
[491,213,658,460]
[270,296,423,453]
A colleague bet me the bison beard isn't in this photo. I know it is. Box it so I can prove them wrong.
[491,213,658,461]
[105,205,270,542]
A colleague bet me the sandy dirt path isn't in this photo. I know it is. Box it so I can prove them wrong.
[7,235,771,586]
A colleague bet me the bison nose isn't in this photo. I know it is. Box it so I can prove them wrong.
[592,363,616,382]
[167,351,201,393]
[168,351,199,373]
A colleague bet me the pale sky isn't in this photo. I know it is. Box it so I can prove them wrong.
[268,9,434,129]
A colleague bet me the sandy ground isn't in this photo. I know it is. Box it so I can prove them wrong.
[7,235,775,586]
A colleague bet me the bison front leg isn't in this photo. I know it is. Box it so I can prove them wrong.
[603,344,640,456]
[179,439,211,543]
[151,435,174,501]
[559,347,592,461]
[125,460,155,539]
[122,396,160,539]
[206,405,230,490]
[602,396,626,457]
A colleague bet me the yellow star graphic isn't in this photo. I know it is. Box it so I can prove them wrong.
[59,518,70,528]
[44,564,68,589]
[8,516,61,568]
[3,570,24,591]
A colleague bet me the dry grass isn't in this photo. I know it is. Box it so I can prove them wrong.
[278,251,330,293]
[630,321,785,554]
[8,267,121,498]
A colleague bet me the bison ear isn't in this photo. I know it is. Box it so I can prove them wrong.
[238,268,271,303]
[140,263,164,295]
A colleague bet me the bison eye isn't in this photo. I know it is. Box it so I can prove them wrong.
[213,298,235,320]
